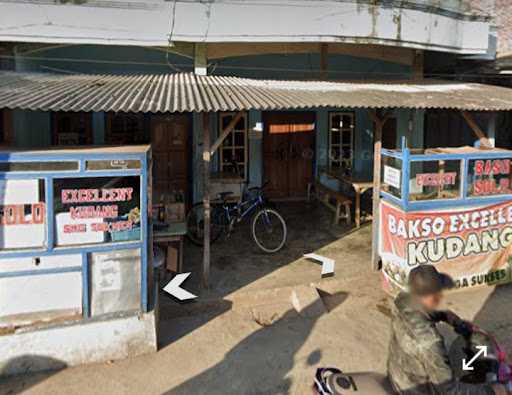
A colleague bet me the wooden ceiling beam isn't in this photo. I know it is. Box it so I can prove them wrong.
[460,110,492,147]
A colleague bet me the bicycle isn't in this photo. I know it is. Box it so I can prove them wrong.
[186,182,287,253]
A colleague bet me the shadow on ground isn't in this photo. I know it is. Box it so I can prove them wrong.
[0,355,66,395]
[164,290,349,395]
[472,282,512,351]
[158,201,370,347]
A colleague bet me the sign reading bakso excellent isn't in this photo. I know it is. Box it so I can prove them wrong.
[380,200,512,292]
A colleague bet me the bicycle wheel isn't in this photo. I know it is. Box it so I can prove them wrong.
[251,208,287,253]
[186,203,225,246]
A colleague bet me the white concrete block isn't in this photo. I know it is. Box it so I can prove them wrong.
[0,312,157,377]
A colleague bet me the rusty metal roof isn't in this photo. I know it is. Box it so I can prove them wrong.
[0,71,511,113]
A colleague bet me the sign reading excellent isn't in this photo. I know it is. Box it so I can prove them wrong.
[54,176,141,246]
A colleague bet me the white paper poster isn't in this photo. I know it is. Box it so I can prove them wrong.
[383,165,401,189]
[94,259,122,292]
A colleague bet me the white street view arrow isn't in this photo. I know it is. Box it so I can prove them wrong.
[304,253,335,278]
[163,272,197,301]
[462,346,488,371]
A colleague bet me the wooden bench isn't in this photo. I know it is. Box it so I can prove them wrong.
[307,181,352,225]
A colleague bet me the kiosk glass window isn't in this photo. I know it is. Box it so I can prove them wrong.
[467,158,512,197]
[0,179,46,251]
[381,156,402,198]
[85,160,141,171]
[53,176,141,247]
[408,160,461,201]
[0,161,78,172]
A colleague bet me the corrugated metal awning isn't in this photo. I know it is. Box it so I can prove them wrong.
[1,71,512,113]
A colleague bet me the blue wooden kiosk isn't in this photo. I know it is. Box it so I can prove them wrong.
[379,142,512,294]
[0,145,157,376]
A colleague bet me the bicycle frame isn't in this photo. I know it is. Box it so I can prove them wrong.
[221,192,265,226]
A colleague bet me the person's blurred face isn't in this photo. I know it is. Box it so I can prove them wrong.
[418,292,443,311]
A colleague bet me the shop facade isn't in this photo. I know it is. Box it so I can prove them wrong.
[1,0,510,377]
[0,146,157,376]
[0,63,512,376]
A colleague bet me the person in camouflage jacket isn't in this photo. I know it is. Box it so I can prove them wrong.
[387,265,506,395]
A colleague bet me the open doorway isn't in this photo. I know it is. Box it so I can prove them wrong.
[381,117,397,149]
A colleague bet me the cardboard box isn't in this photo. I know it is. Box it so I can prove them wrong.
[165,242,180,272]
[165,203,185,223]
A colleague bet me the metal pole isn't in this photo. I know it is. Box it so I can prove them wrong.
[369,109,385,271]
[202,112,210,288]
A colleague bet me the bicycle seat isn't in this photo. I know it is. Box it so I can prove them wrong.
[218,191,233,200]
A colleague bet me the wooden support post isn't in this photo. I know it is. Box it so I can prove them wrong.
[194,43,208,76]
[320,43,328,80]
[460,110,492,148]
[412,50,424,81]
[210,111,244,155]
[202,112,211,288]
[368,109,389,271]
[488,113,496,147]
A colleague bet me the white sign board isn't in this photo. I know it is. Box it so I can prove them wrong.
[0,179,46,249]
[0,179,39,204]
[383,165,401,189]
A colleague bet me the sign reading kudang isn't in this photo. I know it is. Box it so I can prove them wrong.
[54,176,141,246]
[380,200,512,293]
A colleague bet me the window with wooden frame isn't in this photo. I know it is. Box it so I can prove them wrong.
[329,112,355,175]
[218,112,248,179]
[106,113,146,145]
[53,112,92,146]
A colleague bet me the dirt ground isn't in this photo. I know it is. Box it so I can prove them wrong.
[1,202,512,395]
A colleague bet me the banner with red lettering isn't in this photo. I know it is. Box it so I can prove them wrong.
[379,200,512,293]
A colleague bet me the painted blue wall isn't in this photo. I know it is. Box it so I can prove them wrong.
[12,110,51,147]
[213,53,410,80]
[14,45,193,75]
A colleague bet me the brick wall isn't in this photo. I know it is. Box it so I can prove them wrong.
[466,0,495,15]
[467,0,512,56]
[495,0,512,56]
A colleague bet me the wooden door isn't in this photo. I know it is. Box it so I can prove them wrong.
[150,115,189,200]
[263,112,315,199]
[382,118,397,149]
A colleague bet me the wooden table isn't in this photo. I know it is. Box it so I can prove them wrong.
[154,221,187,273]
[322,169,373,228]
